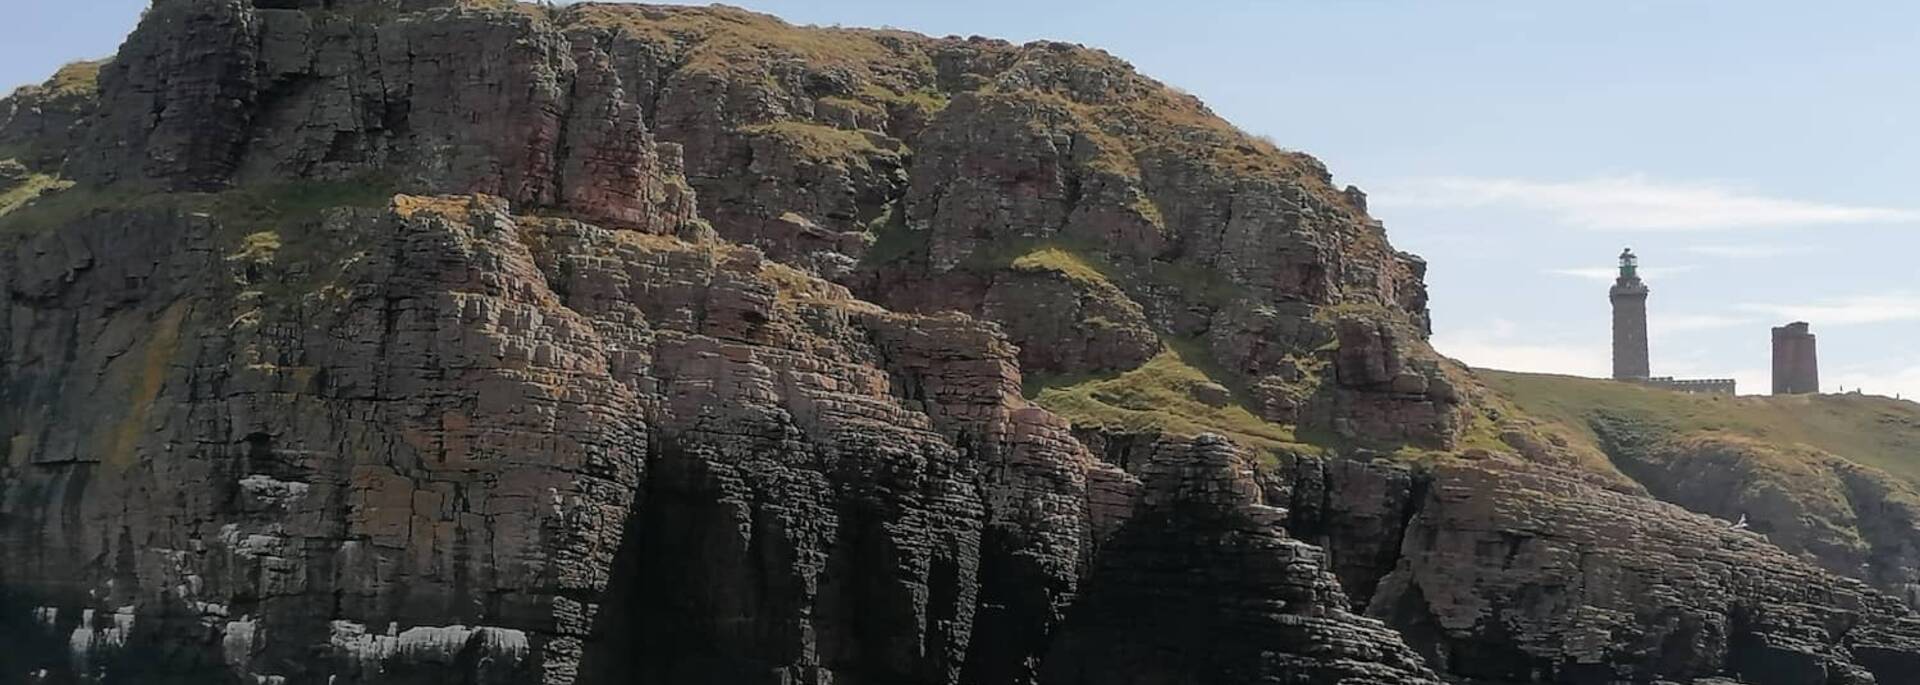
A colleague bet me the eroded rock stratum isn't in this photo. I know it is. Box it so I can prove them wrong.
[2,2,1918,684]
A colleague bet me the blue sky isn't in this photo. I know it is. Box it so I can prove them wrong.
[8,1,1919,399]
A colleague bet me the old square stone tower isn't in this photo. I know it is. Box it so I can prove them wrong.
[1773,322,1820,394]
[1610,248,1651,380]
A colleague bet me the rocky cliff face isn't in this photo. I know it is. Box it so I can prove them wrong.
[2,2,1918,684]
[1487,370,1920,616]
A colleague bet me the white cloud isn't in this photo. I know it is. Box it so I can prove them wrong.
[1545,265,1697,282]
[1683,244,1816,259]
[1432,330,1609,378]
[1830,363,1920,403]
[1375,175,1920,231]
[1736,293,1920,326]
[1652,313,1759,335]
[1729,368,1772,397]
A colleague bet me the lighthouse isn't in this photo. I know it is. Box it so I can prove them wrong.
[1610,248,1650,381]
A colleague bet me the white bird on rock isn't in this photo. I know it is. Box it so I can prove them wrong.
[1729,514,1749,531]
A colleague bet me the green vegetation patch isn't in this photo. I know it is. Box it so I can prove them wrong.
[0,180,153,234]
[858,201,924,266]
[1009,246,1110,289]
[205,177,397,226]
[563,3,921,77]
[976,62,1350,209]
[44,61,104,99]
[227,231,283,263]
[5,59,104,101]
[1031,342,1302,462]
[742,120,899,163]
[816,95,886,121]
[977,238,1246,311]
[859,83,950,117]
[0,176,394,236]
[1483,369,1920,486]
[0,170,74,219]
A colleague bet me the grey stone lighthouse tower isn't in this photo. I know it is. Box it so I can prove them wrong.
[1610,248,1650,380]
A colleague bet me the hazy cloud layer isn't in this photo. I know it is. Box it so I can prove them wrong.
[1831,362,1920,401]
[1652,314,1760,335]
[1433,336,1610,378]
[1683,244,1818,259]
[1432,320,1611,378]
[1378,176,1920,231]
[1737,293,1920,326]
[1545,265,1697,281]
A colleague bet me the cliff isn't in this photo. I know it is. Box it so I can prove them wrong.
[1,2,1917,684]
[1486,371,1920,608]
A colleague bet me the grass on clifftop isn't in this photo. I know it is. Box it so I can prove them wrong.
[1030,341,1303,461]
[556,2,1354,213]
[43,60,103,99]
[1482,369,1920,486]
[5,59,103,101]
[561,3,920,77]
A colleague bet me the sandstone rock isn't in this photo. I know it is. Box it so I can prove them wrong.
[1335,316,1404,388]
[1041,436,1442,685]
[980,264,1160,378]
[1370,458,1920,684]
[1268,451,1423,610]
[72,0,696,233]
[5,3,1920,685]
[1189,381,1232,408]
[1596,422,1920,609]
[0,191,1459,684]
[0,61,101,171]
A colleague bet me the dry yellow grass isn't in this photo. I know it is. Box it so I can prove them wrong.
[44,60,103,98]
[0,171,74,219]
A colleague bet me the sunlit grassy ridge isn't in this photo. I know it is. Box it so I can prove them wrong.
[985,241,1299,458]
[549,2,1359,215]
[741,121,902,164]
[1009,246,1112,288]
[562,3,919,76]
[1031,344,1303,460]
[988,240,1320,461]
[1482,369,1920,486]
[43,61,103,99]
[3,59,102,101]
[0,169,74,218]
